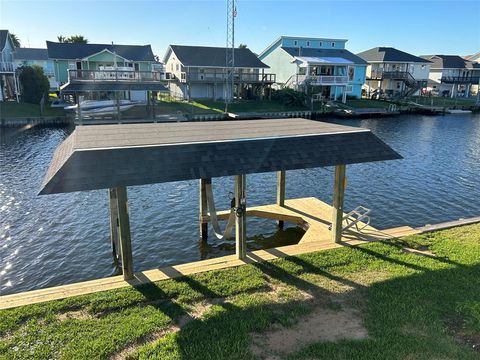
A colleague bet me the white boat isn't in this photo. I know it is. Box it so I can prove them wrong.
[447,109,472,114]
[64,100,144,115]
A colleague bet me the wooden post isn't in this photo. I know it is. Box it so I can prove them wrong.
[108,188,120,262]
[199,178,210,240]
[331,165,346,243]
[235,174,246,260]
[276,170,286,228]
[116,186,133,280]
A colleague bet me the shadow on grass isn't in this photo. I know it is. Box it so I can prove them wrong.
[129,244,480,360]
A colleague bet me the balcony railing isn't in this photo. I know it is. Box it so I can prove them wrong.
[297,75,349,85]
[166,71,276,84]
[68,69,164,83]
[0,61,15,72]
[369,70,412,80]
[441,76,480,84]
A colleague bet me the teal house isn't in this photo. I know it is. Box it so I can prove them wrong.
[46,41,162,101]
[259,36,367,101]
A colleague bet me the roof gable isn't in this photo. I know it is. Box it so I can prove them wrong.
[357,47,431,63]
[46,41,155,61]
[0,30,13,51]
[167,45,269,68]
[420,54,475,69]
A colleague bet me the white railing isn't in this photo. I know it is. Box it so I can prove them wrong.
[0,61,15,72]
[296,75,349,85]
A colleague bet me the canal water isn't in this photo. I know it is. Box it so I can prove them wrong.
[1,113,479,295]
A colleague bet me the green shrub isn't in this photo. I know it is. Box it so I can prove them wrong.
[272,88,307,107]
[17,65,50,104]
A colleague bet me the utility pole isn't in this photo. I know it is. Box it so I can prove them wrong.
[225,0,236,113]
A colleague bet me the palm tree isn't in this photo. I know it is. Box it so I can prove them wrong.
[10,33,20,48]
[57,35,88,44]
[238,43,247,49]
[57,35,67,43]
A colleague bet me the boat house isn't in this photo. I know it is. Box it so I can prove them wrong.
[39,118,401,281]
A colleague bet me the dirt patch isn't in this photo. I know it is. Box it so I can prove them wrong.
[445,318,480,354]
[402,246,436,257]
[57,310,93,321]
[251,306,368,358]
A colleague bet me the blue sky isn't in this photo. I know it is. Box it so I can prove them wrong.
[1,0,479,58]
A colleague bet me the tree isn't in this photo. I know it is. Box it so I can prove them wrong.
[57,35,88,44]
[17,65,50,104]
[238,43,247,49]
[10,33,20,48]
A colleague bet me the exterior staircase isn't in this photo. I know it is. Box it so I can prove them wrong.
[383,71,423,100]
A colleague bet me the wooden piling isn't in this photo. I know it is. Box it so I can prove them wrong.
[199,178,210,240]
[235,174,247,260]
[331,165,346,243]
[276,170,286,228]
[115,186,133,280]
[108,188,120,262]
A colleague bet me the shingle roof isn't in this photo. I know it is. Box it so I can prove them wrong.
[357,47,431,63]
[0,30,10,50]
[420,55,475,69]
[39,119,401,194]
[282,47,367,65]
[14,48,49,61]
[168,45,269,68]
[46,41,155,61]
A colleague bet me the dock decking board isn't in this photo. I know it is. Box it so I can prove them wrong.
[0,197,422,310]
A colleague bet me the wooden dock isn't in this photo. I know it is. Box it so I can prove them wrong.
[0,197,421,310]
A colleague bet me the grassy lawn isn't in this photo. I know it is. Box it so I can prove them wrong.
[0,102,65,118]
[1,223,479,359]
[343,99,391,109]
[197,100,309,113]
[410,96,478,108]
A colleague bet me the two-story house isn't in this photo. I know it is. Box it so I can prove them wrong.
[46,41,161,101]
[0,30,18,101]
[258,36,367,102]
[14,48,58,91]
[163,45,275,100]
[357,47,431,100]
[420,55,479,97]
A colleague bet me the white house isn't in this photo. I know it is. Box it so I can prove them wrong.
[163,45,275,100]
[357,47,431,99]
[420,55,480,97]
[0,30,18,101]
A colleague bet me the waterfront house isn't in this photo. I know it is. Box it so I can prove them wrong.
[420,55,480,97]
[162,45,275,100]
[258,36,367,102]
[357,47,431,99]
[0,30,18,101]
[14,48,58,91]
[46,41,160,101]
[464,52,480,63]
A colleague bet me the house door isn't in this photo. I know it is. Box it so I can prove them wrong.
[76,61,82,78]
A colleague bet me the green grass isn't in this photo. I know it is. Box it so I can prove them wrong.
[197,100,309,113]
[1,224,479,359]
[343,99,391,109]
[0,102,65,118]
[410,96,477,108]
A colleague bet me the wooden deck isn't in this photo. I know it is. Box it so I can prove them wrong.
[0,197,421,310]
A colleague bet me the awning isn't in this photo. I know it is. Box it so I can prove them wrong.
[60,82,169,92]
[293,56,354,67]
[39,119,402,195]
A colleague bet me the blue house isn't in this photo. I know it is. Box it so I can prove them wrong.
[259,36,367,101]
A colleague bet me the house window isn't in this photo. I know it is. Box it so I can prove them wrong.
[176,64,179,71]
[331,42,335,48]
[294,40,298,46]
[319,41,322,47]
[306,41,310,47]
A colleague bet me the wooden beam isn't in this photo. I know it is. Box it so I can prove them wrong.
[235,174,247,260]
[331,165,346,243]
[276,170,286,228]
[116,186,133,280]
[108,188,120,263]
[199,178,210,240]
